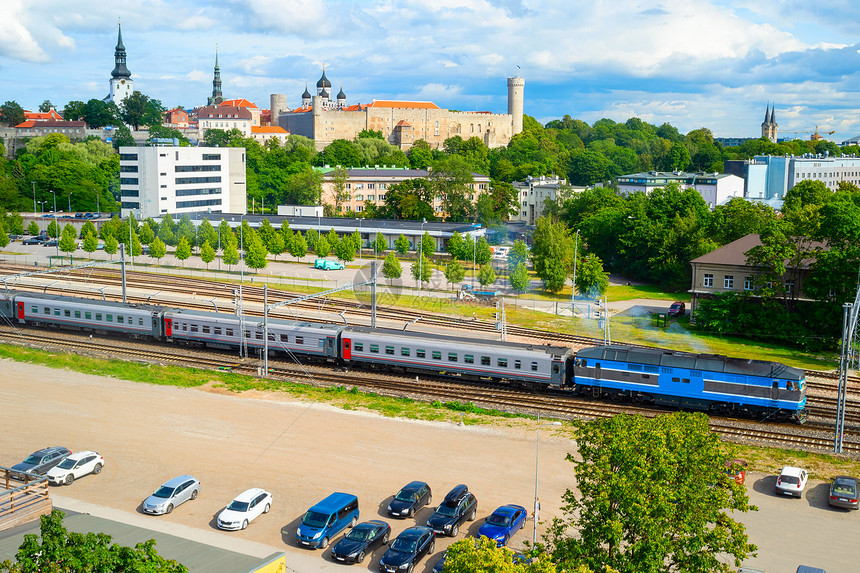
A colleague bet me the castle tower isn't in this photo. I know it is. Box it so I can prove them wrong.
[507,76,525,136]
[316,67,331,96]
[105,23,133,106]
[270,94,287,126]
[761,103,777,143]
[207,49,223,106]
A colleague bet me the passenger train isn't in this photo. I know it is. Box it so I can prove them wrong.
[0,291,807,423]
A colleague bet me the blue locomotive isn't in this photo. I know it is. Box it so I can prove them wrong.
[0,291,807,423]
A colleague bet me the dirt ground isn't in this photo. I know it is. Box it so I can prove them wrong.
[0,360,575,572]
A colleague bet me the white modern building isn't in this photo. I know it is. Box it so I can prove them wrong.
[744,154,860,208]
[119,146,246,219]
[616,171,744,208]
[511,176,582,225]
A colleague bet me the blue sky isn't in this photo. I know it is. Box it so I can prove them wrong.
[2,0,859,143]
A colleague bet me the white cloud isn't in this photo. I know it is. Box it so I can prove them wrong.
[414,83,463,100]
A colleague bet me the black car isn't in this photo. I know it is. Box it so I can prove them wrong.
[10,446,72,480]
[330,520,391,564]
[426,484,477,537]
[22,236,48,245]
[43,239,59,247]
[74,213,84,218]
[388,481,432,518]
[378,526,435,573]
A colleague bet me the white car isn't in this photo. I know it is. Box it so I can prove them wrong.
[775,466,808,497]
[46,450,104,485]
[217,488,273,530]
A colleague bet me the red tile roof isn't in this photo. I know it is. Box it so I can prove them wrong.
[15,120,86,128]
[291,105,312,113]
[366,100,439,109]
[252,126,288,134]
[219,98,258,109]
[25,110,63,121]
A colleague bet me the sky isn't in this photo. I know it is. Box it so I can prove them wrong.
[2,0,859,144]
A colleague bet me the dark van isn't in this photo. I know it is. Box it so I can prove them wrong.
[296,492,359,549]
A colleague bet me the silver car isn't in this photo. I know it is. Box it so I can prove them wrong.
[142,475,200,515]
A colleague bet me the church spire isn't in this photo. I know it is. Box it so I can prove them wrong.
[770,106,776,124]
[110,22,131,79]
[763,103,770,124]
[208,47,223,105]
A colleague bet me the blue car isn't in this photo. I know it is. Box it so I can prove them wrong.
[477,504,527,546]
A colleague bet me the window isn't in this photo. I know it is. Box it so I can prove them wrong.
[448,353,458,362]
[31,305,37,313]
[296,337,304,345]
[138,318,144,326]
[214,327,221,335]
[85,312,91,320]
[432,351,442,360]
[401,347,410,356]
[724,275,734,289]
[268,333,275,341]
[531,362,538,371]
[481,356,491,366]
[385,346,395,355]
[279,334,287,342]
[744,277,754,291]
[417,349,426,358]
[190,324,198,332]
[64,309,71,317]
[226,328,234,337]
[464,354,474,364]
[74,311,81,318]
[244,330,250,338]
[354,342,364,351]
[703,273,714,287]
[95,313,102,321]
[370,344,379,353]
[785,279,795,294]
[202,326,209,333]
[43,307,50,315]
[117,315,124,323]
[498,358,508,368]
[106,314,113,322]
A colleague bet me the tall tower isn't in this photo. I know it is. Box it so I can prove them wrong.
[208,49,223,106]
[105,23,133,106]
[761,103,777,143]
[270,94,287,126]
[507,76,525,136]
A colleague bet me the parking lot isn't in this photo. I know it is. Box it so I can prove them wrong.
[2,359,859,572]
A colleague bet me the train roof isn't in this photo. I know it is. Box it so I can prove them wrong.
[344,325,574,356]
[12,291,166,313]
[577,345,804,380]
[165,307,347,332]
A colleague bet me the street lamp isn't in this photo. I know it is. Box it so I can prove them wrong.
[418,218,426,297]
[571,229,579,317]
[534,416,562,545]
[49,190,58,257]
[31,181,36,213]
[356,217,362,265]
[68,191,73,213]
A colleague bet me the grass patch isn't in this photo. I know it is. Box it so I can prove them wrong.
[734,443,860,480]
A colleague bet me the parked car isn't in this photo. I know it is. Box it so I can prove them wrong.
[426,484,477,537]
[827,476,859,510]
[46,451,104,485]
[7,234,21,241]
[142,475,200,515]
[331,520,391,564]
[22,236,48,245]
[795,567,826,573]
[667,301,686,317]
[43,239,59,247]
[141,245,150,255]
[296,492,359,549]
[10,446,72,480]
[378,526,435,573]
[216,488,272,530]
[477,504,527,546]
[388,481,432,518]
[725,459,749,485]
[74,213,84,218]
[775,466,808,498]
[314,258,345,270]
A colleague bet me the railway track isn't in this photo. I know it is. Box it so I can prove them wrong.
[2,324,858,456]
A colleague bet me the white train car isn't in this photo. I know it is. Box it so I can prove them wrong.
[14,293,162,338]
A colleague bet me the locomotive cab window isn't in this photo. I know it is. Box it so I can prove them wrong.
[279,334,287,342]
[54,309,60,316]
[32,305,38,313]
[43,307,49,314]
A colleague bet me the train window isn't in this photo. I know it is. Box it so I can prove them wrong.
[481,356,491,366]
[661,367,671,374]
[297,336,305,344]
[74,311,81,318]
[531,362,538,371]
[448,353,457,362]
[644,366,658,374]
[401,348,411,356]
[370,344,379,353]
[226,329,234,337]
[319,339,325,347]
[354,342,364,351]
[54,308,60,316]
[553,364,560,374]
[279,334,287,342]
[107,314,113,322]
[432,351,442,360]
[214,327,222,335]
[464,354,474,364]
[416,349,425,358]
[244,330,250,338]
[255,332,262,340]
[672,377,680,383]
[498,358,508,368]
[628,364,642,371]
[118,315,124,323]
[64,309,70,317]
[139,318,143,326]
[44,307,49,314]
[514,360,521,369]
[95,313,102,321]
[202,326,209,333]
[190,325,198,332]
[682,378,690,384]
[32,305,38,313]
[85,312,92,320]
[268,333,275,341]
[386,346,395,355]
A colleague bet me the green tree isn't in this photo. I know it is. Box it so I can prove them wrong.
[27,221,39,236]
[120,91,165,130]
[373,232,387,257]
[475,236,492,264]
[103,235,118,259]
[197,218,218,247]
[0,221,8,249]
[47,219,60,238]
[477,264,496,286]
[411,254,432,286]
[79,220,97,240]
[111,124,135,149]
[381,251,402,283]
[59,224,77,262]
[334,235,357,262]
[394,234,410,254]
[175,236,191,266]
[0,101,25,126]
[222,238,239,268]
[531,216,574,293]
[138,221,155,245]
[157,222,176,246]
[283,167,323,205]
[507,240,529,273]
[444,536,564,573]
[575,253,609,298]
[289,231,308,261]
[82,230,98,254]
[315,236,331,258]
[150,236,167,264]
[315,139,363,167]
[268,232,285,260]
[245,234,269,271]
[378,179,435,221]
[431,155,475,222]
[81,98,121,128]
[420,231,435,256]
[7,213,24,235]
[330,166,350,212]
[444,260,466,289]
[200,240,215,268]
[782,179,831,213]
[446,231,465,260]
[1,509,187,573]
[548,413,756,573]
[510,261,530,295]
